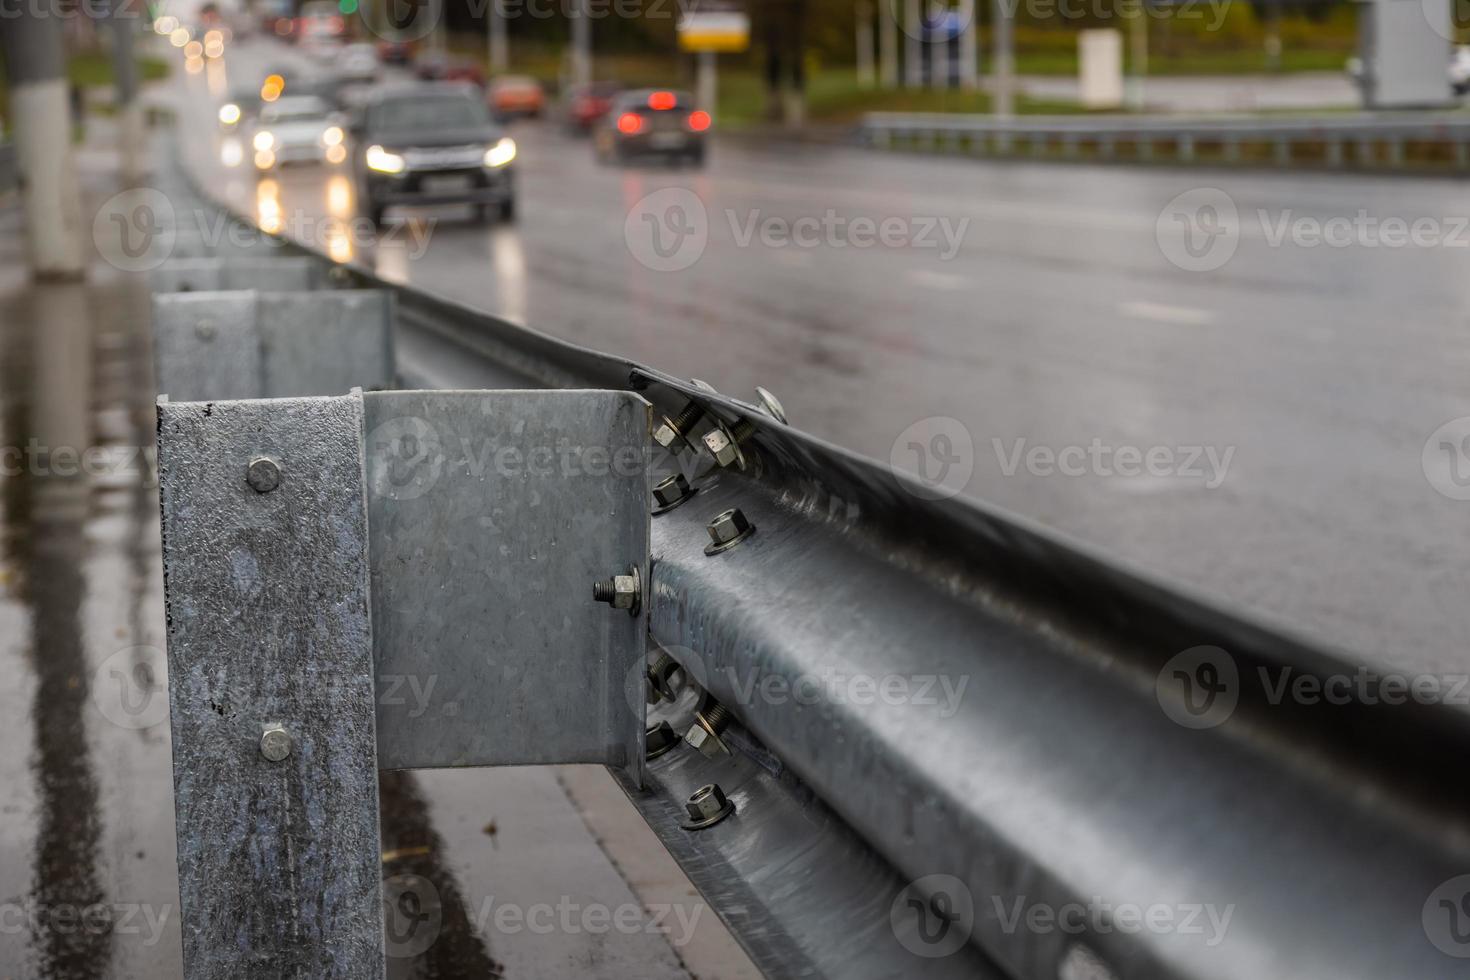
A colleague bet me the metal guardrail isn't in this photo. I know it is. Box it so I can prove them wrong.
[156,158,1470,979]
[861,111,1470,171]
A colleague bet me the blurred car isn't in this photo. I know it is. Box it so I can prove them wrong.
[351,85,517,226]
[489,75,545,118]
[595,89,709,165]
[338,43,379,84]
[413,50,485,87]
[562,80,619,133]
[296,0,345,54]
[377,37,415,66]
[218,85,262,130]
[250,95,347,171]
[1453,46,1470,96]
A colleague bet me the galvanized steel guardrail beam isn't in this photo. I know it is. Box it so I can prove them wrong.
[861,111,1470,170]
[156,158,1470,979]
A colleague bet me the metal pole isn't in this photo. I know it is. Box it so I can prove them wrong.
[571,0,592,90]
[698,50,717,116]
[959,0,979,90]
[880,0,899,87]
[930,1,949,89]
[1127,1,1147,111]
[992,0,1014,116]
[857,1,876,88]
[905,0,922,88]
[1,0,86,278]
[489,0,509,72]
[110,0,144,182]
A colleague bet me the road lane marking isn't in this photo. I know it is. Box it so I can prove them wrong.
[1119,300,1215,325]
[906,269,970,290]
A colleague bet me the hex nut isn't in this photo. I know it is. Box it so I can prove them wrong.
[683,783,735,829]
[684,718,729,758]
[702,427,741,468]
[704,508,755,555]
[611,574,639,609]
[260,724,291,763]
[653,420,686,452]
[646,721,679,760]
[246,456,282,493]
[593,566,642,615]
[652,474,696,514]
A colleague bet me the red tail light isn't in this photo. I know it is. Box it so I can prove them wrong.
[648,91,676,111]
[617,112,643,135]
[687,110,711,132]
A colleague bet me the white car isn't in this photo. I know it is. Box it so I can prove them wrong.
[250,95,346,170]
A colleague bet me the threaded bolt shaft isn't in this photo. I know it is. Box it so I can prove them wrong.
[670,401,704,435]
[701,701,731,733]
[592,580,615,603]
[730,419,757,444]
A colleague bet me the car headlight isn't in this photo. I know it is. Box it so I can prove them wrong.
[219,103,241,126]
[365,144,406,174]
[322,126,344,147]
[484,137,516,168]
[253,131,274,151]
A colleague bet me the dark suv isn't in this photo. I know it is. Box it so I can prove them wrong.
[351,84,516,226]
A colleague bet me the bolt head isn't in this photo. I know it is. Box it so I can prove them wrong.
[195,319,217,341]
[702,428,740,467]
[685,783,731,823]
[652,474,691,508]
[246,456,281,493]
[260,724,291,762]
[706,508,752,548]
[653,419,686,452]
[755,386,787,424]
[684,719,728,758]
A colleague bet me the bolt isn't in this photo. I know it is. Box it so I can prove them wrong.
[593,566,641,615]
[195,319,216,341]
[646,649,684,704]
[684,700,732,758]
[646,721,679,760]
[246,456,281,493]
[704,508,755,555]
[260,723,291,762]
[755,386,787,424]
[653,401,705,454]
[652,473,696,514]
[683,783,735,828]
[702,388,786,468]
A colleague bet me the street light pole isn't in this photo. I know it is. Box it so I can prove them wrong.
[857,1,876,88]
[489,0,509,72]
[880,0,899,87]
[1,0,86,278]
[904,0,922,87]
[571,0,592,90]
[992,0,1014,116]
[110,0,144,182]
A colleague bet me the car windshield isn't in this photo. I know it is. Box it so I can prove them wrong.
[371,96,487,131]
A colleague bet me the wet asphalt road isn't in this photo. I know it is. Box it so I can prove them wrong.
[174,39,1470,681]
